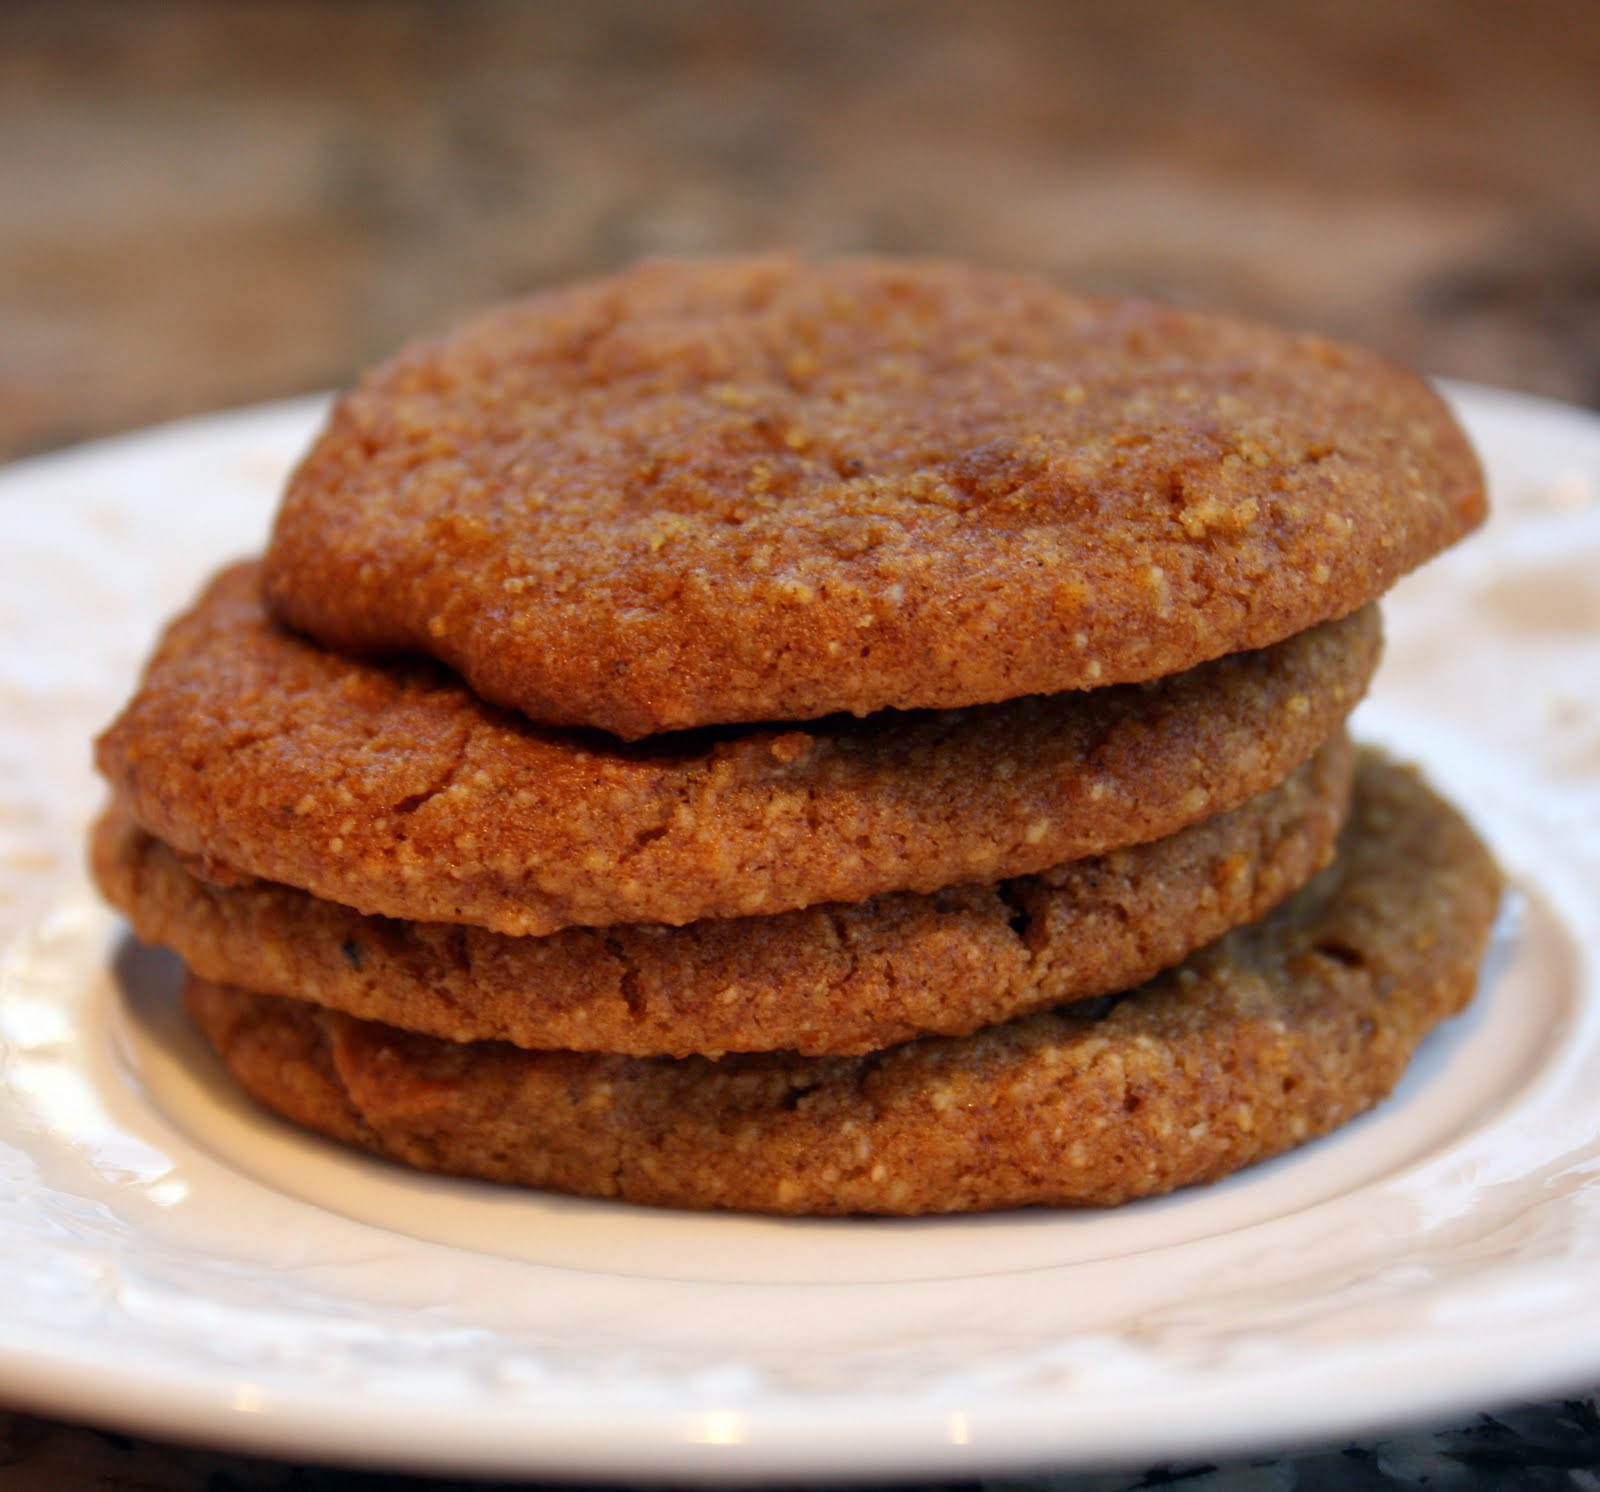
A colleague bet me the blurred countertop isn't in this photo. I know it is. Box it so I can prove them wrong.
[2,0,1597,465]
[1,2,1598,1488]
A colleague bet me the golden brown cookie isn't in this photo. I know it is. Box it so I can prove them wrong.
[183,752,1501,1214]
[96,736,1352,1057]
[264,257,1482,738]
[96,564,1379,936]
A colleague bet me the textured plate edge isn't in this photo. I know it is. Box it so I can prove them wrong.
[0,383,1596,1481]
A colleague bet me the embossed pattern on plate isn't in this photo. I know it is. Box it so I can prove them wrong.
[0,386,1597,1481]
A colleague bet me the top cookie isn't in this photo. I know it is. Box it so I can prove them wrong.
[264,256,1484,739]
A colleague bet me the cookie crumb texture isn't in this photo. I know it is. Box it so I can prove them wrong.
[264,257,1483,738]
[185,754,1501,1214]
[95,737,1352,1057]
[96,564,1378,935]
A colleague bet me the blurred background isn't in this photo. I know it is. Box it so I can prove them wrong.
[3,2,1599,1486]
[2,0,1597,467]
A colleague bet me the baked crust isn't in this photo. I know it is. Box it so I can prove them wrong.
[184,752,1501,1214]
[96,563,1379,935]
[97,737,1352,1057]
[263,257,1482,738]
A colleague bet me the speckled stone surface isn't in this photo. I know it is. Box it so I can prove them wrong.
[4,0,1598,1482]
[3,1398,1599,1489]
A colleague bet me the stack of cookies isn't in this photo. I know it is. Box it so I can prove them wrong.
[93,258,1502,1215]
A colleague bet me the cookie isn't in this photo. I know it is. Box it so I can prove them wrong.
[264,257,1483,738]
[183,752,1501,1214]
[96,564,1379,936]
[97,736,1352,1058]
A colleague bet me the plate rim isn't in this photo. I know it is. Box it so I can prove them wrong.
[0,381,1597,1481]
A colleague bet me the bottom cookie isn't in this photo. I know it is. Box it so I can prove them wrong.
[183,754,1501,1216]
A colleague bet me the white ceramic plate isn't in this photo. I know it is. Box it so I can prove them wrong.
[1,385,1597,1483]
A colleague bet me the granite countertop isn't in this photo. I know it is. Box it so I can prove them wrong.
[1,1,1597,1486]
[3,1399,1600,1492]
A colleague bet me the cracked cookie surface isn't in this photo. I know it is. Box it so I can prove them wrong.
[96,737,1352,1057]
[183,752,1502,1214]
[96,563,1379,935]
[263,256,1483,738]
